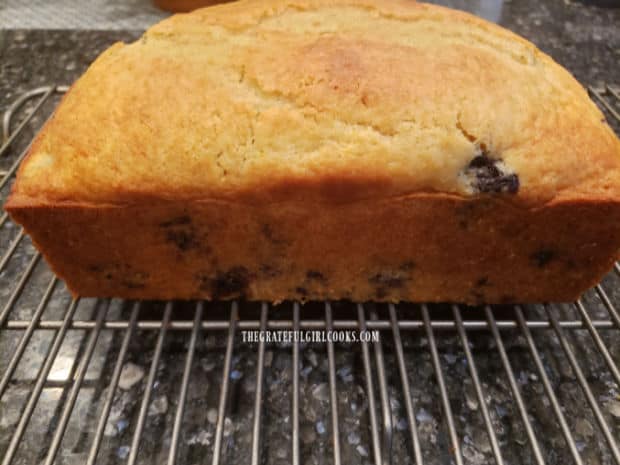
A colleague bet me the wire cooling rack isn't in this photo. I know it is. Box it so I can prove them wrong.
[1,85,620,465]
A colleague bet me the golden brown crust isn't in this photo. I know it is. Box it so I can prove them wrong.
[7,195,620,303]
[6,0,620,208]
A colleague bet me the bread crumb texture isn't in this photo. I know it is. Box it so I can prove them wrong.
[11,0,620,206]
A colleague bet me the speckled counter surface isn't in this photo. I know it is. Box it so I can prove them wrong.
[0,1,620,465]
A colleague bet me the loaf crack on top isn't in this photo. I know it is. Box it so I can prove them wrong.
[7,0,620,207]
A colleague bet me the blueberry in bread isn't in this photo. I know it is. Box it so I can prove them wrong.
[6,0,620,303]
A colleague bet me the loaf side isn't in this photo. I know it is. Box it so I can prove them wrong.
[7,195,620,303]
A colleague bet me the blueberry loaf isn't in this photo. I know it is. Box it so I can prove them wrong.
[6,0,620,303]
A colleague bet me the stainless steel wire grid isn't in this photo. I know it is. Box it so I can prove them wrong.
[1,85,620,465]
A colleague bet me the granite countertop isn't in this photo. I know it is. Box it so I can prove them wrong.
[0,1,620,465]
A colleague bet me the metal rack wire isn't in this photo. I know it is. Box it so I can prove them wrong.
[0,85,620,465]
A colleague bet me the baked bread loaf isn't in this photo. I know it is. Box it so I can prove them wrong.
[6,0,620,303]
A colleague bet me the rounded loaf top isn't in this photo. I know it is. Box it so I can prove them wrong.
[10,0,620,206]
